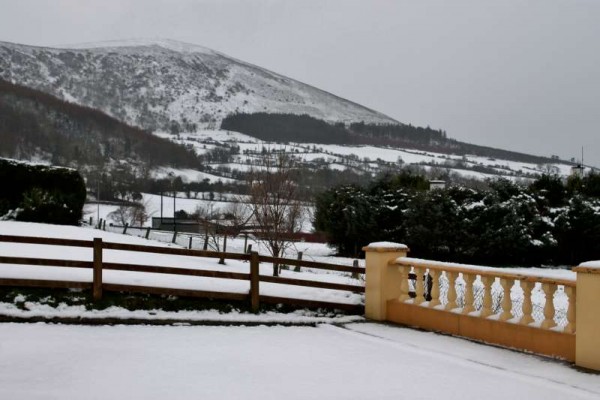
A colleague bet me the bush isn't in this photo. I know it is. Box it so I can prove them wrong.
[0,158,86,225]
[315,173,600,266]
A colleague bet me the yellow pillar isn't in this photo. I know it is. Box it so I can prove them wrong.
[363,242,409,321]
[573,264,600,371]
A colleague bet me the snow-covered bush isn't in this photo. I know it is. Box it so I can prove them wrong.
[315,174,600,266]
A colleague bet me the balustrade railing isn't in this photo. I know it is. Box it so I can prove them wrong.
[395,259,575,333]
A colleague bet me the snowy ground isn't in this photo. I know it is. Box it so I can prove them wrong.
[0,322,598,400]
[150,128,582,184]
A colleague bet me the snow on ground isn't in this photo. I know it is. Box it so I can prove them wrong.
[179,129,260,143]
[0,323,598,400]
[0,221,362,305]
[84,192,316,233]
[152,166,237,184]
[0,302,363,324]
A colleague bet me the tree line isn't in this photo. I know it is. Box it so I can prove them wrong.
[221,112,562,165]
[315,172,600,266]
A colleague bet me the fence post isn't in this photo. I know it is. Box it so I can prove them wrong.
[102,220,106,231]
[97,218,102,229]
[93,238,103,301]
[250,251,260,312]
[122,223,129,235]
[145,227,151,239]
[172,231,177,244]
[573,264,600,371]
[219,236,227,265]
[246,244,252,254]
[188,236,193,249]
[244,233,248,253]
[363,242,409,320]
[294,252,303,272]
[352,259,359,279]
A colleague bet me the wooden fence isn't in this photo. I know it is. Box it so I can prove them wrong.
[0,235,365,314]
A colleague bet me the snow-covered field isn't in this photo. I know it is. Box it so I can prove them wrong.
[0,323,598,400]
[1,221,599,398]
[147,128,581,185]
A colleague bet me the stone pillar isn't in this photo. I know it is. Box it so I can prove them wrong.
[573,263,600,371]
[363,242,409,321]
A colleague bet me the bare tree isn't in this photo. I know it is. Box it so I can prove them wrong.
[108,199,151,227]
[192,202,221,251]
[247,154,304,276]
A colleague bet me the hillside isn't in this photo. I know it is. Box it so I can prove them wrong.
[0,79,201,169]
[221,113,561,165]
[0,39,398,133]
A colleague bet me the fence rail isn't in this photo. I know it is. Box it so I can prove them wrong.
[0,234,365,313]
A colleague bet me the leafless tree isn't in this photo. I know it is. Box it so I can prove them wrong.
[247,154,304,276]
[108,199,151,227]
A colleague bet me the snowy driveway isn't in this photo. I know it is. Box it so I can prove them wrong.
[0,323,598,400]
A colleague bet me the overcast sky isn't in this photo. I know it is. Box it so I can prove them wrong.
[1,0,599,166]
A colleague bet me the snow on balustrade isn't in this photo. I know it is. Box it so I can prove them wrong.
[393,257,576,332]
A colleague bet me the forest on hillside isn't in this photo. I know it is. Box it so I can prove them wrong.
[221,113,561,165]
[0,79,202,169]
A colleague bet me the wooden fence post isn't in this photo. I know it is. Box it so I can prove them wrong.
[122,223,129,235]
[246,244,252,254]
[294,252,303,272]
[244,233,248,253]
[172,231,178,244]
[250,251,260,312]
[102,220,106,231]
[145,227,151,239]
[93,238,103,301]
[219,236,227,265]
[188,236,193,249]
[352,260,359,279]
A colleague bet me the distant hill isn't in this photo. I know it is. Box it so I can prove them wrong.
[0,79,201,169]
[0,39,398,133]
[222,113,563,165]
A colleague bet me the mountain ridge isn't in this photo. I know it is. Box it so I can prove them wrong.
[0,39,399,133]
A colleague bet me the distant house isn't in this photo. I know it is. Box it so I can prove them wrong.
[152,217,241,235]
[571,164,585,177]
[429,180,446,190]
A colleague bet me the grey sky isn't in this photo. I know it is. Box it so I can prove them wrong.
[1,0,599,166]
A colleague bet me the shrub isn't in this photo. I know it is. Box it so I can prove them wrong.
[0,158,86,225]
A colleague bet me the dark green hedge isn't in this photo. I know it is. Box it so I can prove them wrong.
[0,158,86,225]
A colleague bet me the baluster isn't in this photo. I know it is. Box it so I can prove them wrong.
[564,286,576,334]
[414,266,426,304]
[480,275,494,317]
[499,278,513,321]
[445,271,458,310]
[541,283,557,329]
[519,280,535,325]
[428,269,441,307]
[399,266,411,302]
[462,273,476,314]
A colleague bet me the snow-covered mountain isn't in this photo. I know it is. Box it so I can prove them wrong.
[0,39,398,133]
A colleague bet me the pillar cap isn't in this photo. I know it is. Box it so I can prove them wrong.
[574,260,600,274]
[362,242,409,253]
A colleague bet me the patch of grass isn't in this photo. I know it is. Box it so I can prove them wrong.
[0,287,352,316]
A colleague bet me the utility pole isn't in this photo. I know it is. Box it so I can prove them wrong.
[173,191,177,232]
[96,179,100,225]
